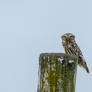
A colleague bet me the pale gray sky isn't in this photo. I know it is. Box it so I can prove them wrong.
[0,0,92,92]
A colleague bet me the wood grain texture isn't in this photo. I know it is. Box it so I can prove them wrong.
[37,53,78,92]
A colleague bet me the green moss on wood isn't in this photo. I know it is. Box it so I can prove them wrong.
[37,53,78,92]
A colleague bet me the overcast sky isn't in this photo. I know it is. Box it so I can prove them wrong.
[0,0,92,92]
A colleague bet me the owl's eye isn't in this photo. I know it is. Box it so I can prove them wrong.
[62,36,66,39]
[70,36,75,39]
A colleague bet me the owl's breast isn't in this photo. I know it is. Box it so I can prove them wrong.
[63,42,71,48]
[62,40,68,46]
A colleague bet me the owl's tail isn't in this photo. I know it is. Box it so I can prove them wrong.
[86,67,89,73]
[83,62,90,73]
[79,61,90,73]
[78,56,89,73]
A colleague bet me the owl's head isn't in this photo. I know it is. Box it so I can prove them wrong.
[61,33,75,42]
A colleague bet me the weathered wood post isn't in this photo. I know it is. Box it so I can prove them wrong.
[37,53,78,92]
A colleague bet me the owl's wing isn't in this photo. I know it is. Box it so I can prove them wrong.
[73,43,90,73]
[72,42,83,56]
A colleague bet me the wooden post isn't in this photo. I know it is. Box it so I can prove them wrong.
[37,53,78,92]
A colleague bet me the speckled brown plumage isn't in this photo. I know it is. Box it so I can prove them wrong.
[61,33,89,73]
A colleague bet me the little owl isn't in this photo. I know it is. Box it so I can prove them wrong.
[61,33,89,73]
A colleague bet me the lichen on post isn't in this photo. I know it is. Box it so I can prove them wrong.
[37,53,78,92]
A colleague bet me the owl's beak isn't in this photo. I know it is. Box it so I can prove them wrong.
[66,38,70,41]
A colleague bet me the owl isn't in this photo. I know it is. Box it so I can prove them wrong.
[61,33,89,73]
